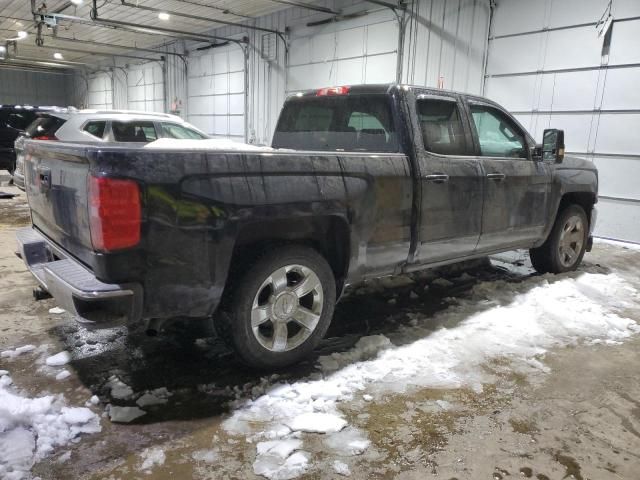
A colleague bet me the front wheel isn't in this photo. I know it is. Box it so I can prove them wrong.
[218,245,336,369]
[530,204,589,274]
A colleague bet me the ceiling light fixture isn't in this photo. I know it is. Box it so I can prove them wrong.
[17,31,28,39]
[53,52,64,59]
[70,0,84,4]
[158,12,170,21]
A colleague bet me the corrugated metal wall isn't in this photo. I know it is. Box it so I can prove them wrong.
[0,67,72,106]
[485,0,640,243]
[72,0,490,145]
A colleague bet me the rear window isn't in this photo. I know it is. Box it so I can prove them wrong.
[272,95,398,152]
[112,121,158,142]
[26,115,66,138]
[160,122,207,139]
[7,111,38,131]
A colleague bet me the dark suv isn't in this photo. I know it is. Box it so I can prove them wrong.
[0,105,58,176]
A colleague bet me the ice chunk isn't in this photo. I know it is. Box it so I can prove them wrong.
[333,460,351,476]
[324,427,370,456]
[49,307,65,314]
[139,447,165,471]
[46,351,71,366]
[257,439,303,459]
[286,413,347,434]
[108,406,146,423]
[106,375,133,400]
[56,370,71,381]
[136,392,168,407]
[0,373,101,478]
[191,449,218,463]
[253,449,310,480]
[1,345,36,359]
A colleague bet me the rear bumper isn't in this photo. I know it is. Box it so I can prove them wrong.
[16,226,143,328]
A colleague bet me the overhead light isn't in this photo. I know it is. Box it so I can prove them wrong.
[0,46,5,53]
[158,12,170,21]
[17,31,28,39]
[53,52,64,60]
[70,0,84,4]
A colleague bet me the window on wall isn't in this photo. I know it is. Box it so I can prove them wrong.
[470,105,527,158]
[416,98,469,156]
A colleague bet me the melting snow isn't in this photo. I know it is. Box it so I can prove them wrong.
[45,351,71,367]
[55,370,71,381]
[0,371,101,479]
[333,460,351,476]
[138,447,165,472]
[224,271,639,478]
[48,307,65,314]
[145,138,276,152]
[108,405,146,423]
[106,375,134,400]
[1,345,36,359]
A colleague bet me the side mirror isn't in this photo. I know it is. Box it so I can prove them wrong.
[542,129,565,163]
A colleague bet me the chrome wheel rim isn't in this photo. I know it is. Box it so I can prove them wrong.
[251,264,323,352]
[558,215,585,268]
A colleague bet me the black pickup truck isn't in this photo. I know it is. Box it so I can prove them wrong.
[16,84,598,368]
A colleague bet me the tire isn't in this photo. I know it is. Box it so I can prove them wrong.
[530,204,589,274]
[218,245,336,369]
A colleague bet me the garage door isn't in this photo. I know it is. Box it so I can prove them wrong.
[86,72,112,110]
[126,62,164,113]
[484,0,640,243]
[286,10,398,93]
[187,44,246,141]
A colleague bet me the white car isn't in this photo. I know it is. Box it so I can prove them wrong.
[13,109,208,189]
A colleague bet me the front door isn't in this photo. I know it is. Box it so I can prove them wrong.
[466,102,552,251]
[412,93,483,264]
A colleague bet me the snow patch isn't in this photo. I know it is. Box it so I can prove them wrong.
[45,351,71,367]
[48,307,65,314]
[1,345,36,359]
[224,272,639,471]
[138,447,165,472]
[333,460,351,476]
[0,373,101,479]
[145,138,276,152]
[253,444,310,480]
[191,449,218,464]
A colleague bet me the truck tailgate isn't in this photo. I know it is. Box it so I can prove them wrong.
[23,141,94,265]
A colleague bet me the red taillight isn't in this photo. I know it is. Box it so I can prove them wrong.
[32,135,58,140]
[316,86,350,96]
[89,176,141,252]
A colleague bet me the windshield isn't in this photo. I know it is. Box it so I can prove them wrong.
[272,95,399,152]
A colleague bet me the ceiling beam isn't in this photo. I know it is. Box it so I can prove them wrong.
[25,44,165,63]
[265,0,340,15]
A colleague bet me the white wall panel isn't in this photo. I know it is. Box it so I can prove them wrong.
[596,198,640,243]
[187,44,245,139]
[594,114,640,155]
[126,62,164,113]
[86,72,112,110]
[485,0,640,242]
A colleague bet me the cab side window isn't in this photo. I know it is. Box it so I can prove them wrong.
[469,105,527,159]
[112,121,158,142]
[83,121,106,139]
[416,98,469,156]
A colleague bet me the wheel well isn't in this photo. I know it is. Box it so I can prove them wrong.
[228,216,350,294]
[558,192,596,225]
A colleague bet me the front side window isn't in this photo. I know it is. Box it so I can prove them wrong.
[112,121,158,142]
[416,98,469,156]
[470,105,527,158]
[160,123,207,139]
[83,121,106,139]
[273,95,398,152]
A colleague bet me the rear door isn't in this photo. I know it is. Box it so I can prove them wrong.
[465,100,551,251]
[411,91,483,264]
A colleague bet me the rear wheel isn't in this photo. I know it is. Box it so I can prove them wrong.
[218,245,336,369]
[530,204,588,274]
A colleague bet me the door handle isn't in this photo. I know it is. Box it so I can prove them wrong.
[425,173,449,183]
[486,173,506,181]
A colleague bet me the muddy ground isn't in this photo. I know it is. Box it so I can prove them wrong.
[0,177,639,480]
